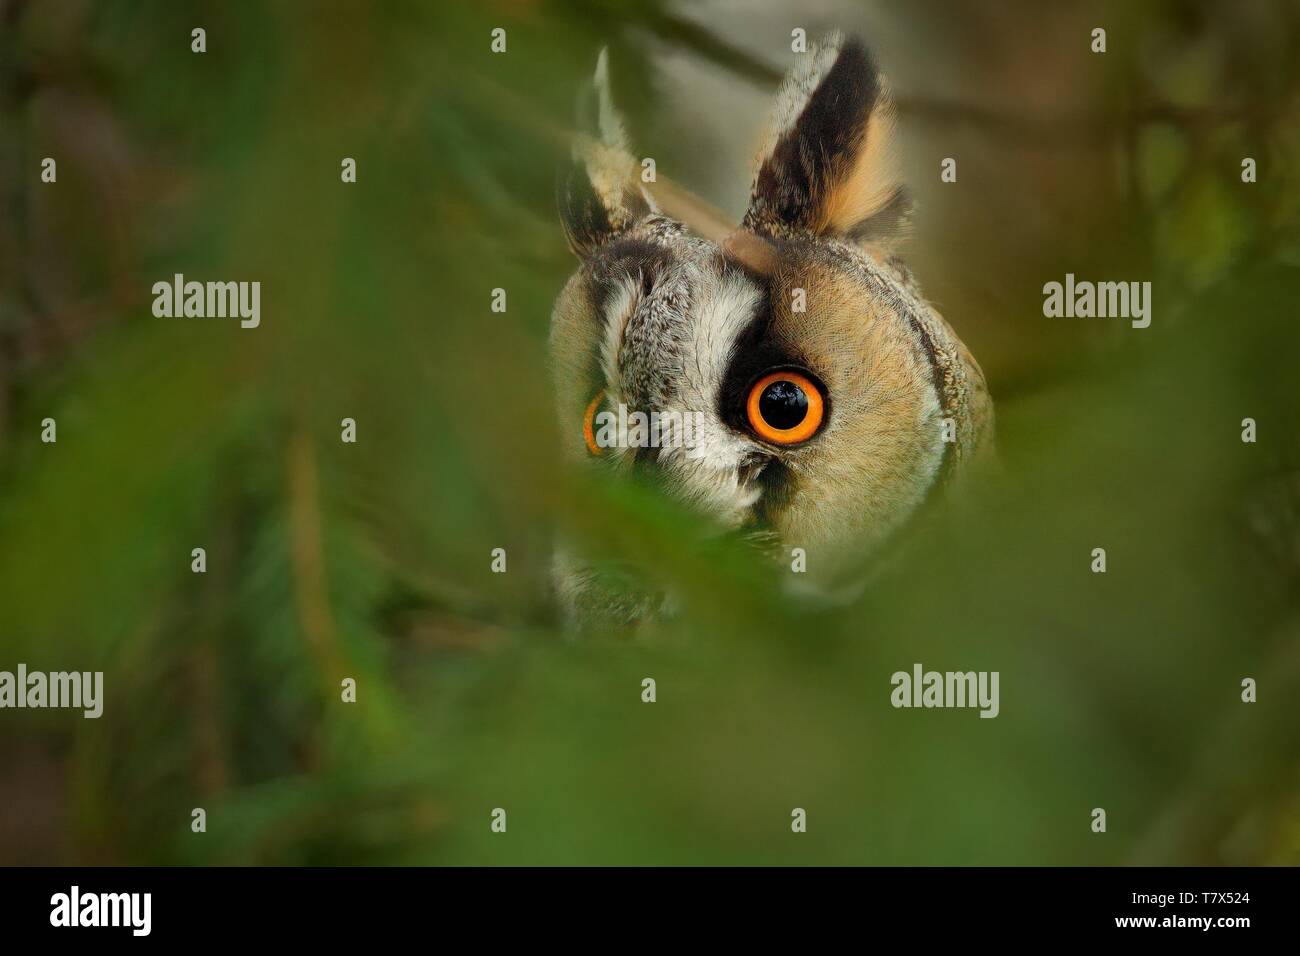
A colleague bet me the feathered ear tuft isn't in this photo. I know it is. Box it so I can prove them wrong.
[742,32,910,246]
[558,49,658,259]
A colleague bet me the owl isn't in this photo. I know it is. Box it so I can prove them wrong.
[550,32,993,626]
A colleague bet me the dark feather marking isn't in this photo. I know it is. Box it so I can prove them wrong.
[558,166,650,258]
[588,238,672,317]
[745,38,881,236]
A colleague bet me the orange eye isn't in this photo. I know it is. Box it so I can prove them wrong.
[745,370,824,445]
[582,390,606,456]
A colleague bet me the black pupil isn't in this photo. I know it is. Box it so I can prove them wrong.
[759,380,808,430]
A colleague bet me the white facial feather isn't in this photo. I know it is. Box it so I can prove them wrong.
[652,262,766,523]
[598,275,640,396]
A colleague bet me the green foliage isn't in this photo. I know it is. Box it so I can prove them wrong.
[1,0,1297,865]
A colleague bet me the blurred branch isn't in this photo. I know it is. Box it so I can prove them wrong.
[287,429,349,726]
[637,7,783,86]
[640,9,1268,146]
[457,60,738,240]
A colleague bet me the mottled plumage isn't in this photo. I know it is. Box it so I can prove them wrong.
[552,33,993,626]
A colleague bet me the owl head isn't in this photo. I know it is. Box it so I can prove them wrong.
[550,33,993,625]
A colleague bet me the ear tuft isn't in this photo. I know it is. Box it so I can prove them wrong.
[743,33,910,245]
[559,48,657,258]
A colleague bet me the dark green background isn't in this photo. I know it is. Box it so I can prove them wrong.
[1,0,1297,864]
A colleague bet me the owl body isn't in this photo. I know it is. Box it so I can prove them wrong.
[551,34,992,624]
